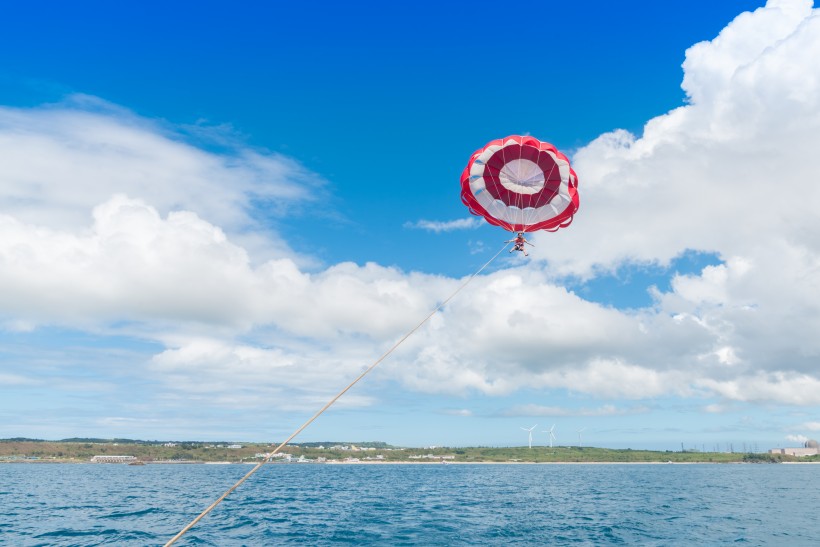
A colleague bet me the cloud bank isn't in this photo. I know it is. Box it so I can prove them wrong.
[2,1,820,436]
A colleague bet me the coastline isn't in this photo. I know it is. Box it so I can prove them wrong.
[7,459,818,465]
[319,459,820,465]
[4,440,815,465]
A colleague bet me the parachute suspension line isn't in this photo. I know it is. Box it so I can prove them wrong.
[510,138,535,231]
[512,142,524,232]
[522,144,531,231]
[164,242,510,547]
[515,138,525,231]
[505,139,525,232]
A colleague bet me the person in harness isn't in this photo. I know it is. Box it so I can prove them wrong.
[507,232,534,256]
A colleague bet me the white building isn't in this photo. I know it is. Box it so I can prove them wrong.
[90,455,137,463]
[769,439,819,457]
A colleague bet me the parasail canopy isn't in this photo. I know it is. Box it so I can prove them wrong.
[460,135,579,233]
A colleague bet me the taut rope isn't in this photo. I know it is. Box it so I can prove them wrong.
[164,243,508,546]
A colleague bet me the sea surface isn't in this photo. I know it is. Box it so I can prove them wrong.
[1,462,819,546]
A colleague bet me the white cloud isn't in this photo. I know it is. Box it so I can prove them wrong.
[704,403,729,413]
[544,0,820,279]
[149,339,377,410]
[786,421,820,436]
[439,408,473,417]
[404,218,482,232]
[0,195,263,328]
[0,95,324,260]
[696,372,820,405]
[0,373,38,386]
[502,404,648,417]
[785,434,809,444]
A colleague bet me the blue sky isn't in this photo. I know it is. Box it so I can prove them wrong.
[2,0,820,451]
[0,0,763,276]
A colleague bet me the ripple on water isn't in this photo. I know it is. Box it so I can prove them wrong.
[1,463,820,545]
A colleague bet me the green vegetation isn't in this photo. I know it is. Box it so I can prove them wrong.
[1,439,815,464]
[400,446,799,464]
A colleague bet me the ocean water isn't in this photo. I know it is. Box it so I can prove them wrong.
[1,463,818,546]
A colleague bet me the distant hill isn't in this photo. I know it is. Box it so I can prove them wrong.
[1,438,397,447]
[0,438,45,443]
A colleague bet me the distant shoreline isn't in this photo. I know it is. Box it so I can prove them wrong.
[3,459,819,465]
[314,460,820,466]
[3,440,814,465]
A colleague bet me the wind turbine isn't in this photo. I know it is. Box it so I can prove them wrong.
[521,424,538,448]
[577,428,586,447]
[542,424,557,448]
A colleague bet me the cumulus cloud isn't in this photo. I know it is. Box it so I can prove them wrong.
[0,196,254,328]
[514,0,820,404]
[0,193,456,339]
[545,0,820,277]
[0,95,324,259]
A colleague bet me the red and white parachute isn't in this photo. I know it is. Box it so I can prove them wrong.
[460,135,579,233]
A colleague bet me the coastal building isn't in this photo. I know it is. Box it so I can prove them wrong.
[90,455,137,463]
[769,439,819,457]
